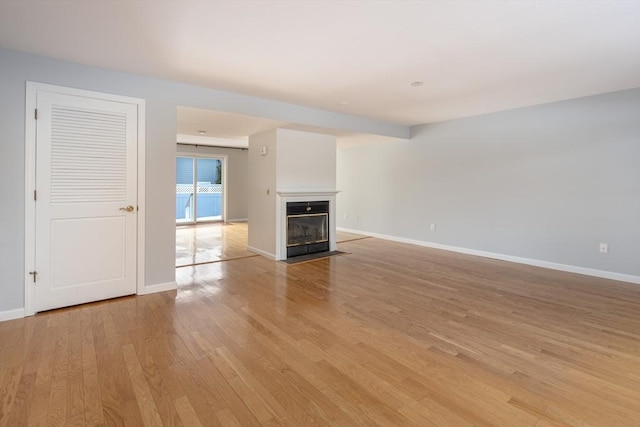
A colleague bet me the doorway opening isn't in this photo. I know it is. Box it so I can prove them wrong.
[176,155,225,224]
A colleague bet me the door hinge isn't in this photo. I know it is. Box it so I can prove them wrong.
[34,109,38,120]
[28,271,38,283]
[34,190,37,201]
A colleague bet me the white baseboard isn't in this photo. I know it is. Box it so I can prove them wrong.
[0,308,25,322]
[337,227,640,284]
[1,282,177,322]
[247,246,276,260]
[138,281,177,295]
[228,218,248,223]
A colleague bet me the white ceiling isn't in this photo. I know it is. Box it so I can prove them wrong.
[1,0,639,138]
[177,107,282,148]
[175,107,400,148]
[177,107,288,141]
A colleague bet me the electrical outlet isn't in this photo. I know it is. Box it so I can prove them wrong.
[430,224,436,232]
[599,243,608,253]
[343,213,347,220]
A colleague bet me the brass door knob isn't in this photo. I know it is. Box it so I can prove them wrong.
[119,205,135,212]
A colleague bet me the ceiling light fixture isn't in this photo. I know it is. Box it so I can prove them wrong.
[337,101,350,106]
[198,130,207,135]
[410,81,424,87]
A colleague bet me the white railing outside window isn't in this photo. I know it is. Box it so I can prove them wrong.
[176,183,222,194]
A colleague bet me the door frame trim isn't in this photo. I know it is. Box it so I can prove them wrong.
[24,82,146,316]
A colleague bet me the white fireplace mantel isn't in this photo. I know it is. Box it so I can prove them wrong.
[276,189,340,197]
[275,190,340,260]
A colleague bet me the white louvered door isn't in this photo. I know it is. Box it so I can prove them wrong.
[35,91,138,312]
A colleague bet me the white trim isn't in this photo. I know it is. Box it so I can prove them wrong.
[24,83,37,317]
[222,155,228,222]
[0,308,26,322]
[337,227,640,285]
[276,190,340,197]
[138,281,177,295]
[137,101,146,297]
[24,82,146,316]
[247,245,276,260]
[177,133,248,149]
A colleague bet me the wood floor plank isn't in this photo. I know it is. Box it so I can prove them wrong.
[25,325,57,427]
[129,332,184,427]
[97,374,125,427]
[78,309,104,427]
[0,317,45,426]
[0,363,23,424]
[216,346,294,425]
[169,361,222,426]
[270,387,322,427]
[173,395,202,427]
[214,407,243,427]
[46,330,69,427]
[1,371,34,427]
[66,311,85,421]
[99,305,145,427]
[225,375,277,425]
[121,344,164,427]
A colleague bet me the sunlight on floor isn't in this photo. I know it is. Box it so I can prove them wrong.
[175,222,254,267]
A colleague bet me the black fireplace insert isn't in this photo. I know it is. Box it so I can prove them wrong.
[286,201,330,258]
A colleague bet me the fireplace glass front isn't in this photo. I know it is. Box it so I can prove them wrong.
[286,201,330,258]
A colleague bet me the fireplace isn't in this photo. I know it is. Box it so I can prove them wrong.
[275,190,339,260]
[286,201,330,258]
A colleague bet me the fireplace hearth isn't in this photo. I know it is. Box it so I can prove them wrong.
[286,201,330,258]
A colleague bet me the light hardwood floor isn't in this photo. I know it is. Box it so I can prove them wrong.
[2,226,639,426]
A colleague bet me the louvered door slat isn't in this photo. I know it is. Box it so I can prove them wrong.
[50,105,127,204]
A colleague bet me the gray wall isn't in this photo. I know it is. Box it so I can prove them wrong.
[176,145,249,220]
[0,48,406,313]
[337,88,640,277]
